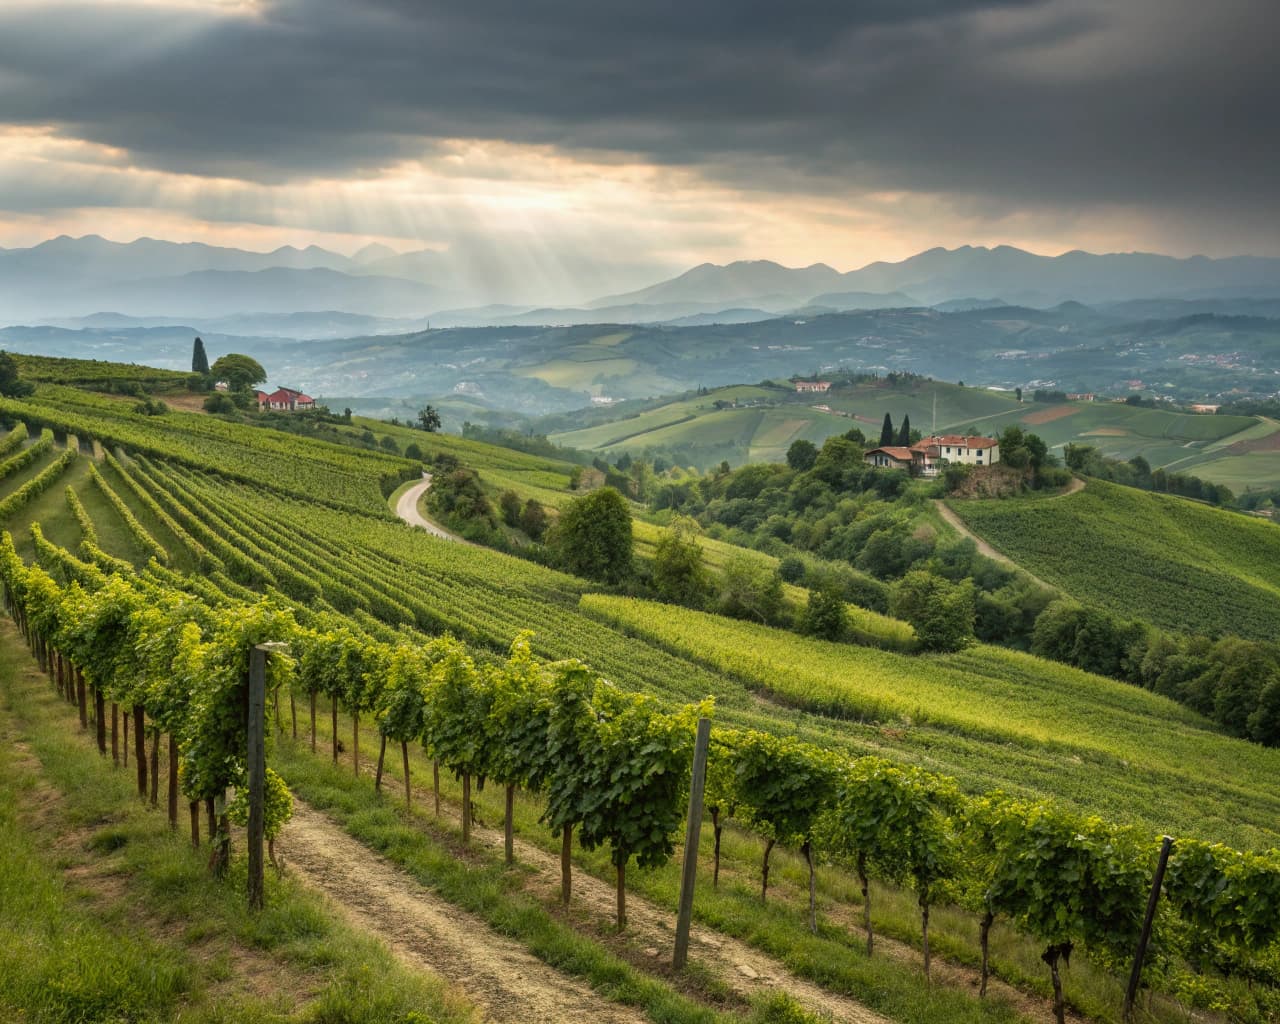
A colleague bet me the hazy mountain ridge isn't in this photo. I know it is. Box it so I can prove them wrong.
[4,236,1279,327]
[612,247,1280,310]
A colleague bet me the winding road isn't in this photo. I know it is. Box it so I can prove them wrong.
[395,473,463,542]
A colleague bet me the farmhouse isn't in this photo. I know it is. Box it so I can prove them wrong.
[1066,392,1095,402]
[793,380,831,393]
[864,445,915,470]
[259,386,316,412]
[1190,403,1221,414]
[866,434,1000,476]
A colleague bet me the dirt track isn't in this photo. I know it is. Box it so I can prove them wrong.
[935,476,1083,590]
[281,800,648,1024]
[461,808,892,1024]
[395,474,465,542]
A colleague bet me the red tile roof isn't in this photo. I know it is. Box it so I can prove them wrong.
[267,387,314,404]
[866,446,915,462]
[918,434,998,450]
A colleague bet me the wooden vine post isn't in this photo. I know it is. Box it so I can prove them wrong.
[94,682,106,755]
[673,716,711,970]
[247,641,288,911]
[1123,836,1174,1022]
[133,705,146,797]
[167,735,179,829]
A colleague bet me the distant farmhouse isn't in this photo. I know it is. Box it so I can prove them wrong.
[256,386,316,412]
[1066,392,1095,401]
[793,380,831,393]
[864,434,1000,477]
[1190,403,1221,414]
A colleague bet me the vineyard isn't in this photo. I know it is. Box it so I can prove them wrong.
[949,480,1280,640]
[0,378,1278,1024]
[0,386,419,515]
[10,352,194,391]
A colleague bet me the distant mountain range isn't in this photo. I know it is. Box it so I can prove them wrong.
[599,249,1280,311]
[2,236,1278,328]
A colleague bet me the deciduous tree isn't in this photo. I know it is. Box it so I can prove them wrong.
[550,487,633,584]
[209,353,266,392]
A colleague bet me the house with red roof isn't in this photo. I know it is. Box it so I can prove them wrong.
[260,386,316,412]
[865,434,1000,476]
[864,445,916,470]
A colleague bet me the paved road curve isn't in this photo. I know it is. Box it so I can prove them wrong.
[394,473,463,542]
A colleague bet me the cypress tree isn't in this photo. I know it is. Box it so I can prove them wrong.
[896,414,912,446]
[192,337,210,375]
[879,413,895,447]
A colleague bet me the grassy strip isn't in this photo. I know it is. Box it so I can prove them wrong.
[0,628,478,1024]
[0,426,53,483]
[0,725,194,1021]
[273,736,820,1024]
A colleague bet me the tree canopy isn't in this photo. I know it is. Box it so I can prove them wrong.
[210,353,266,392]
[551,487,633,584]
[191,337,210,375]
[878,412,895,447]
[0,351,34,398]
[417,406,442,432]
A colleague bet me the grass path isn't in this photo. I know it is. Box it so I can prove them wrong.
[935,476,1083,590]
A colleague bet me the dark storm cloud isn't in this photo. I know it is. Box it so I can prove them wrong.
[1,0,1276,215]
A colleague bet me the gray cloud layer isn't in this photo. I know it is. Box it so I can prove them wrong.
[1,0,1277,224]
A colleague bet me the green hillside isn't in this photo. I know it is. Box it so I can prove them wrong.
[6,364,1280,1024]
[583,594,1280,850]
[0,380,1273,848]
[971,400,1278,486]
[949,479,1280,639]
[551,380,1021,466]
[547,382,1279,488]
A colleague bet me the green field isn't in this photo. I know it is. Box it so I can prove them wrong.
[967,401,1277,485]
[949,479,1280,639]
[551,381,1022,464]
[556,383,1278,485]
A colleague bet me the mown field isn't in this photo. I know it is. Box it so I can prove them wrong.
[949,479,1280,640]
[974,401,1276,485]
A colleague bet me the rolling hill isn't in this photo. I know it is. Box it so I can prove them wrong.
[948,479,1280,639]
[548,380,1022,466]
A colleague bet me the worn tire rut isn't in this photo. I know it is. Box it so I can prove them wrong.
[470,819,891,1024]
[281,800,649,1024]
[348,752,891,1024]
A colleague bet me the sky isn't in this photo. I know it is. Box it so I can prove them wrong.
[0,0,1277,291]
